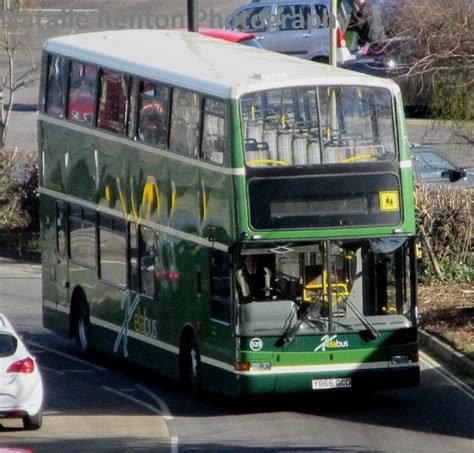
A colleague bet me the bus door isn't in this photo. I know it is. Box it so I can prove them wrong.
[54,201,69,306]
[202,250,234,370]
[129,224,158,343]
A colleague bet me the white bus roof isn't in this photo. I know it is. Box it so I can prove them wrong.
[44,29,399,99]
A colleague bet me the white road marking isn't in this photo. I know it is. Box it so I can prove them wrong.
[171,436,179,453]
[28,341,107,371]
[420,351,474,400]
[41,366,66,376]
[102,385,163,415]
[135,384,174,420]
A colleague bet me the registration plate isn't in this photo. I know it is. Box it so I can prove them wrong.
[312,378,352,390]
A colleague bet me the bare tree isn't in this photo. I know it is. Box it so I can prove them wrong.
[387,0,473,122]
[0,1,38,147]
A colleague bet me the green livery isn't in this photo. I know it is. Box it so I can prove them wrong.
[39,30,419,396]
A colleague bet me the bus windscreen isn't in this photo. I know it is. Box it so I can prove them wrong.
[241,86,396,167]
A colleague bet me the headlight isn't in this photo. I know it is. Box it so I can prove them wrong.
[251,362,272,371]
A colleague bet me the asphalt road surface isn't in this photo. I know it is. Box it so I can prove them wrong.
[0,260,473,452]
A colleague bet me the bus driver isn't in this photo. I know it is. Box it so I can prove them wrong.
[236,255,272,303]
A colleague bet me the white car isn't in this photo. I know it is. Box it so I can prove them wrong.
[0,314,43,430]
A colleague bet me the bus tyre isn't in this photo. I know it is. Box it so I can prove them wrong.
[23,408,42,430]
[73,298,90,354]
[182,336,202,398]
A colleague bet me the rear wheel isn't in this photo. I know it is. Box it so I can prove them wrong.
[23,408,42,430]
[72,297,90,354]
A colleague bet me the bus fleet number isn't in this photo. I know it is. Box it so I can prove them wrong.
[312,378,352,390]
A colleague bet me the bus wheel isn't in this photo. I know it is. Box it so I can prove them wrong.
[181,336,202,398]
[72,297,90,354]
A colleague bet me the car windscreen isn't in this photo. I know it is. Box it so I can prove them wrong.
[0,333,18,357]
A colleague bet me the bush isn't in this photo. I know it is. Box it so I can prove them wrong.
[415,183,473,283]
[0,148,39,232]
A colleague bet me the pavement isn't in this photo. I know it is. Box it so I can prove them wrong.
[418,329,474,381]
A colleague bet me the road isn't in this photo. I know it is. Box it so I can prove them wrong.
[0,260,473,452]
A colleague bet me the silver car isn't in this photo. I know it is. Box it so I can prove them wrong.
[227,0,354,63]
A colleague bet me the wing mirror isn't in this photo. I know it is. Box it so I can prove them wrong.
[441,168,467,183]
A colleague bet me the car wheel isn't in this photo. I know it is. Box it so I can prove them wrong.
[73,298,90,354]
[312,56,329,64]
[23,408,42,430]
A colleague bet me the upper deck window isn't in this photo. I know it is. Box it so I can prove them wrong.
[170,88,201,158]
[240,86,396,167]
[45,55,67,117]
[202,98,225,165]
[97,70,128,135]
[138,81,169,148]
[67,62,97,126]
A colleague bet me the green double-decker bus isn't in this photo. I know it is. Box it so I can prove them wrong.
[38,30,419,395]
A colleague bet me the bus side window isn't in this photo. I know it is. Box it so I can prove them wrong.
[69,205,96,268]
[97,69,128,135]
[202,98,225,165]
[128,223,139,292]
[127,78,139,139]
[67,62,97,126]
[138,225,155,298]
[99,215,126,287]
[55,202,66,255]
[138,81,169,148]
[45,54,67,118]
[169,88,201,158]
[210,250,231,324]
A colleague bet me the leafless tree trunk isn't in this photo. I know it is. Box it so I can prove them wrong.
[0,2,38,147]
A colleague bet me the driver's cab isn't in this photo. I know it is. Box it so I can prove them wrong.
[235,238,417,338]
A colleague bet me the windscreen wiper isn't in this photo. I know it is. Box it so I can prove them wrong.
[275,295,324,347]
[343,297,379,341]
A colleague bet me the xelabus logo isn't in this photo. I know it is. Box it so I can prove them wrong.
[314,334,349,352]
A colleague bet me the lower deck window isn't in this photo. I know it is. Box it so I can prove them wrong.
[69,206,96,267]
[99,216,126,286]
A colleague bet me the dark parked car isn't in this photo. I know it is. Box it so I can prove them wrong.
[340,38,429,109]
[411,144,473,188]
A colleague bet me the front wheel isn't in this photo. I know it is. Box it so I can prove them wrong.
[23,408,42,430]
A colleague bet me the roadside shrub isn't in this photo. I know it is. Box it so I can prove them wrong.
[415,183,473,283]
[0,148,38,232]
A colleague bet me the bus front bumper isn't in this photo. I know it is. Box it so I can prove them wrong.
[232,365,420,396]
